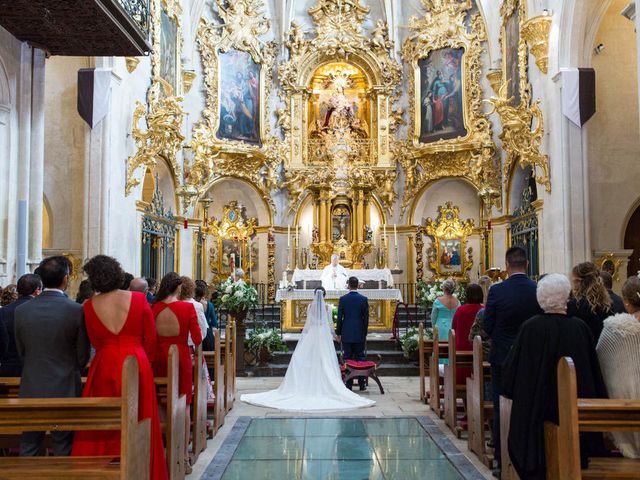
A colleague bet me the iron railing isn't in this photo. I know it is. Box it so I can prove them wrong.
[115,0,150,37]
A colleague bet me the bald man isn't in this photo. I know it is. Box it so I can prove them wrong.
[129,277,149,294]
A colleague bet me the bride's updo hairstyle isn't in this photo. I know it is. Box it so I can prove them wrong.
[314,286,326,297]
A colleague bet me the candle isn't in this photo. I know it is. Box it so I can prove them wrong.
[287,224,290,247]
[296,226,299,247]
[238,239,242,270]
[394,224,398,246]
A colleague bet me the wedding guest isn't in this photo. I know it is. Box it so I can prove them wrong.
[178,276,208,343]
[567,262,613,340]
[72,255,167,480]
[478,275,492,303]
[451,283,484,384]
[121,272,134,290]
[145,277,157,304]
[0,274,42,377]
[502,274,606,480]
[431,278,459,343]
[483,246,541,475]
[152,272,202,471]
[75,279,94,304]
[129,277,149,294]
[596,275,640,458]
[195,280,217,351]
[599,271,626,314]
[1,284,17,307]
[16,256,90,456]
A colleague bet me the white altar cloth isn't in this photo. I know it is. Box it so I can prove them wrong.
[291,268,394,287]
[275,288,403,303]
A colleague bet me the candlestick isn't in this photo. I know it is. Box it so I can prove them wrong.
[286,246,291,271]
[287,224,290,247]
[394,224,398,247]
[394,244,400,270]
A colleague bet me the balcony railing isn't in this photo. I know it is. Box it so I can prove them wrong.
[115,0,150,38]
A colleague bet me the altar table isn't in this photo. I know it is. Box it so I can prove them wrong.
[276,289,403,332]
[291,268,395,288]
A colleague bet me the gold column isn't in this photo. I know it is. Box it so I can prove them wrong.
[407,235,415,304]
[354,190,365,242]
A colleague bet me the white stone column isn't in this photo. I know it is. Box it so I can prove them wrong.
[28,48,46,270]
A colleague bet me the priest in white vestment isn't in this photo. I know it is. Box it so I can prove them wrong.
[320,254,349,290]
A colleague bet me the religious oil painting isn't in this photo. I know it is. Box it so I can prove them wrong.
[221,238,242,276]
[419,48,467,143]
[217,49,262,145]
[160,9,178,94]
[504,7,521,106]
[439,238,462,273]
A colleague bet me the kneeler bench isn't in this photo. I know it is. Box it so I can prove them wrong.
[340,360,385,394]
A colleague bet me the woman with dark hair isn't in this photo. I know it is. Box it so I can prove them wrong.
[567,262,613,340]
[71,255,168,480]
[451,283,484,385]
[75,279,94,304]
[0,284,17,307]
[152,272,202,471]
[195,280,217,351]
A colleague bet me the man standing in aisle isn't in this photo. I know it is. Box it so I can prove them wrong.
[483,246,541,477]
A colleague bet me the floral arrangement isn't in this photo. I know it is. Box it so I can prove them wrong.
[214,279,259,313]
[331,304,338,330]
[416,279,466,309]
[400,326,433,357]
[246,327,288,354]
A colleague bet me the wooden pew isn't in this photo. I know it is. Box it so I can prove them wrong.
[544,357,640,480]
[500,396,520,480]
[0,356,150,479]
[191,343,208,461]
[466,335,493,468]
[204,329,226,435]
[443,329,473,436]
[154,345,186,480]
[428,326,448,417]
[224,321,236,412]
[418,322,435,403]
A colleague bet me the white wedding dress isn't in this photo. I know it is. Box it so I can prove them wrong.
[241,290,375,411]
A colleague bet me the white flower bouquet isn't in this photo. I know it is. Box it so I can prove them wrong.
[215,279,258,312]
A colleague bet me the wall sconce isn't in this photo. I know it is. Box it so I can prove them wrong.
[522,15,553,74]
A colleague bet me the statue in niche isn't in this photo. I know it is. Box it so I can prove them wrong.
[332,206,351,241]
[312,226,320,243]
[364,225,373,243]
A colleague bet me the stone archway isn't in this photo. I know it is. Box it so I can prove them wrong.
[624,204,640,277]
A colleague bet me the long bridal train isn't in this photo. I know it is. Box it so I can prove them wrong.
[241,290,375,412]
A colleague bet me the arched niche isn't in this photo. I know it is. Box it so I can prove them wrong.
[199,177,272,227]
[409,178,481,226]
[624,202,640,278]
[42,196,52,249]
[507,165,535,214]
[141,158,178,214]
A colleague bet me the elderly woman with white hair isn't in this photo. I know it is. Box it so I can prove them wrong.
[502,273,606,480]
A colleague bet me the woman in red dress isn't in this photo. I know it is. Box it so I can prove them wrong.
[151,272,202,471]
[451,283,485,385]
[72,255,168,480]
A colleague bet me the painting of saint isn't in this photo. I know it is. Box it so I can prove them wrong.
[505,7,521,106]
[419,48,466,143]
[218,50,261,145]
[160,9,177,94]
[440,239,462,273]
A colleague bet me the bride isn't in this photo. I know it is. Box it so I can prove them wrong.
[241,287,375,411]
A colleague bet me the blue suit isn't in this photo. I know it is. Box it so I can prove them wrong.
[337,291,369,389]
[483,273,541,465]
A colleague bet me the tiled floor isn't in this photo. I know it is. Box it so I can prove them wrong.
[220,417,464,480]
[189,377,493,480]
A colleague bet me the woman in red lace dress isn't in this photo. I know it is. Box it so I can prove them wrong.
[151,272,202,471]
[451,283,485,385]
[72,255,168,480]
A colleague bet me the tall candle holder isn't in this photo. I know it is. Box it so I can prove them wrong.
[286,246,291,272]
[394,244,400,271]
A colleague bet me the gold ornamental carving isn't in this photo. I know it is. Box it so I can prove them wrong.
[415,230,425,282]
[187,0,278,212]
[267,228,276,302]
[595,253,623,283]
[422,201,474,281]
[400,0,498,213]
[125,57,140,73]
[521,15,552,75]
[493,0,551,193]
[486,69,503,95]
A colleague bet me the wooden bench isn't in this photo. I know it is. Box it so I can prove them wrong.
[154,345,186,480]
[418,322,435,403]
[466,335,493,468]
[500,396,520,480]
[204,329,226,435]
[428,326,448,418]
[0,356,150,479]
[443,329,473,436]
[223,321,237,413]
[544,357,640,479]
[191,343,208,461]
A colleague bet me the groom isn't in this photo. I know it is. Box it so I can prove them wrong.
[336,276,369,391]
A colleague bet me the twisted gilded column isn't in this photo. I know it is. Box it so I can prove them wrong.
[415,229,424,282]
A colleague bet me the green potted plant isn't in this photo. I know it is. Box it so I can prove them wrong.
[246,327,288,366]
[400,326,433,361]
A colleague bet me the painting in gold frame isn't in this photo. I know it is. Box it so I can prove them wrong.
[160,8,178,93]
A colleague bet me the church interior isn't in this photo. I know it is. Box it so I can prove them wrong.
[0,0,640,479]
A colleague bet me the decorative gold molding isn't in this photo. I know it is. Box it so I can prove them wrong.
[422,201,474,281]
[125,56,140,73]
[187,0,278,212]
[62,252,83,281]
[595,253,624,283]
[399,0,498,213]
[267,228,275,302]
[182,70,196,93]
[521,15,552,75]
[486,69,503,95]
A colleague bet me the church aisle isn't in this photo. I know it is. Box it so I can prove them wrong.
[188,377,492,480]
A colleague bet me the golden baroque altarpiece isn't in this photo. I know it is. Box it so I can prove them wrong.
[123,0,553,281]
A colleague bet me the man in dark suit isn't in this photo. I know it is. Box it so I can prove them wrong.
[15,256,91,456]
[336,276,369,391]
[483,246,541,476]
[0,273,42,377]
[600,271,626,314]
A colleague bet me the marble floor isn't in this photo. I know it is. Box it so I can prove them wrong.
[188,377,493,480]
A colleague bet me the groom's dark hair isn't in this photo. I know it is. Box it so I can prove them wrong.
[348,277,359,290]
